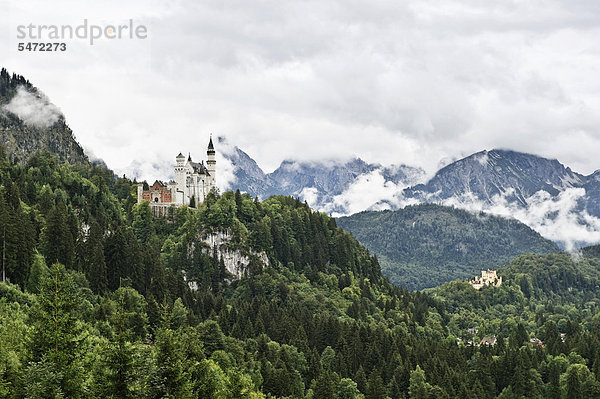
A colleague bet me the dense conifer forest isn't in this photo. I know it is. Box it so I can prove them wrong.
[2,146,600,398]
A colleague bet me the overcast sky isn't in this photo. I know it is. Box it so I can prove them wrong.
[3,0,600,179]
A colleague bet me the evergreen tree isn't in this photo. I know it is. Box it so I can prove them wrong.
[1,185,36,285]
[566,364,582,399]
[546,359,561,399]
[105,226,143,291]
[198,320,225,356]
[29,263,83,397]
[150,326,192,399]
[510,351,533,398]
[313,371,335,399]
[366,368,387,399]
[94,288,141,399]
[41,202,75,268]
[409,365,431,399]
[0,193,8,283]
[26,252,49,294]
[86,219,108,294]
[355,365,368,394]
[132,201,155,244]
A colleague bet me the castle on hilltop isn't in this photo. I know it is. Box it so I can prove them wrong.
[469,269,502,290]
[137,136,216,216]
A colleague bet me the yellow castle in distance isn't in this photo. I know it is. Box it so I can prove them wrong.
[469,269,502,290]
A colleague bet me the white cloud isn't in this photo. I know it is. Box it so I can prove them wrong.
[119,158,172,183]
[299,187,320,209]
[440,187,600,250]
[216,149,236,193]
[325,170,420,216]
[2,86,62,128]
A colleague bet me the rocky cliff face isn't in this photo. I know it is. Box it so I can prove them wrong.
[221,145,276,199]
[581,170,600,217]
[267,158,376,197]
[0,68,88,165]
[201,230,269,279]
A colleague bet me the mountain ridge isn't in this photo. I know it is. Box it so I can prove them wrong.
[0,67,88,165]
[225,146,600,247]
[405,149,586,205]
[222,142,426,214]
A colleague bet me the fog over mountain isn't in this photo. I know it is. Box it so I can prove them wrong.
[218,138,426,214]
[222,144,600,249]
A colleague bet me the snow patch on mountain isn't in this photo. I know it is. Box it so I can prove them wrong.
[476,152,489,166]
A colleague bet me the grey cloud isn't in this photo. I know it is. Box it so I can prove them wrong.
[5,0,600,179]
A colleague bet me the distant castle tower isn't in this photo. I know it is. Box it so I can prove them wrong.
[207,135,216,191]
[138,136,217,215]
[470,269,502,290]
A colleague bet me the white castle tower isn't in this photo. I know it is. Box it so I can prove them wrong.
[174,152,187,205]
[206,135,216,192]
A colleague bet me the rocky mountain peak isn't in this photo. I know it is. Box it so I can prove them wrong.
[0,68,88,165]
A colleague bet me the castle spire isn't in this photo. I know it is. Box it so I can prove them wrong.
[206,134,216,186]
[188,152,192,162]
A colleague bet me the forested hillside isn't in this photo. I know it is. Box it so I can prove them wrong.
[433,252,600,337]
[3,146,600,397]
[0,146,442,398]
[336,204,559,290]
[429,251,600,397]
[582,244,600,259]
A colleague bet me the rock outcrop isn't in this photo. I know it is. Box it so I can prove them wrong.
[201,229,269,279]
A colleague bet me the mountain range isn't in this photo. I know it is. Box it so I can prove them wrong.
[221,141,425,215]
[223,145,600,248]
